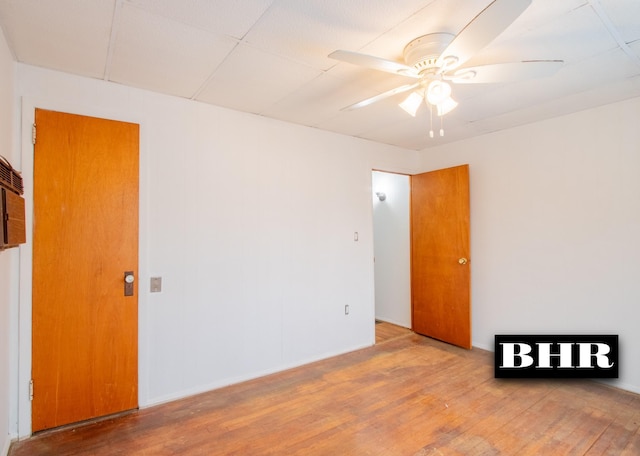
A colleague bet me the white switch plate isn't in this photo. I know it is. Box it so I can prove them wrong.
[150,277,162,293]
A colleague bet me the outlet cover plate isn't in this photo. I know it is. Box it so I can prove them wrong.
[150,277,162,293]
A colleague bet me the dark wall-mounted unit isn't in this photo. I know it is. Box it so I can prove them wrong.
[0,156,25,250]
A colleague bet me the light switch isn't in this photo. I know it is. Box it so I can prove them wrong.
[150,277,162,293]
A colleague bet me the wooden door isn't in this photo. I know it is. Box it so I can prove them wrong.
[32,109,139,431]
[411,165,471,349]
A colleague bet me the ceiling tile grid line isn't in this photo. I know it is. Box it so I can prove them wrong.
[104,0,125,81]
[125,0,276,41]
[588,0,640,67]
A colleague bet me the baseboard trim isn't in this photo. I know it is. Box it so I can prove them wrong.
[142,342,373,409]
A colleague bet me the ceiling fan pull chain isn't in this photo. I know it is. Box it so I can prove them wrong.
[429,104,434,138]
[440,113,444,137]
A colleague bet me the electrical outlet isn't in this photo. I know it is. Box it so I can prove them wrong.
[354,232,359,241]
[345,304,350,315]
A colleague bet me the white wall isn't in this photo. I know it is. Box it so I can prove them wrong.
[12,62,638,444]
[0,27,16,456]
[12,65,419,437]
[418,97,640,393]
[372,171,411,327]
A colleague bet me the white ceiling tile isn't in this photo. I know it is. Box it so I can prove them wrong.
[325,56,420,111]
[195,43,323,113]
[495,0,588,41]
[317,97,412,137]
[0,0,115,78]
[244,0,436,70]
[263,70,421,129]
[125,0,275,39]
[470,3,615,66]
[109,3,238,98]
[261,73,359,126]
[599,0,640,44]
[631,40,640,60]
[354,0,489,62]
[354,111,460,150]
[455,46,640,124]
[469,74,640,137]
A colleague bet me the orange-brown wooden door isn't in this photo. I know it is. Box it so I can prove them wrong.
[32,109,139,431]
[411,165,471,349]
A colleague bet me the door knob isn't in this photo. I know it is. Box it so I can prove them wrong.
[124,271,134,296]
[458,258,468,265]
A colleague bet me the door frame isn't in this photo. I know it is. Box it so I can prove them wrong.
[372,170,412,329]
[16,98,148,437]
[371,165,472,345]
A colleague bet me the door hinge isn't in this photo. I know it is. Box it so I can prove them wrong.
[29,379,34,401]
[32,124,36,145]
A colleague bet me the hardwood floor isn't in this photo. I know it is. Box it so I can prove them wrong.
[10,323,640,455]
[375,320,412,343]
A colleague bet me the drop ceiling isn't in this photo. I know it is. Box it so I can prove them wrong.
[1,0,639,150]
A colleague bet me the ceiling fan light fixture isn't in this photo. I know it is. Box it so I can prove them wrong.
[438,55,459,71]
[399,91,424,117]
[450,69,476,82]
[426,80,452,105]
[436,97,458,116]
[328,0,561,142]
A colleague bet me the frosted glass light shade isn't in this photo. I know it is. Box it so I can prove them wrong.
[426,80,452,105]
[436,97,458,116]
[399,91,424,117]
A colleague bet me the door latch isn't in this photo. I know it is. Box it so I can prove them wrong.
[124,271,135,296]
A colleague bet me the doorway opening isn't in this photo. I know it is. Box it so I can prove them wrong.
[372,171,411,341]
[372,165,472,349]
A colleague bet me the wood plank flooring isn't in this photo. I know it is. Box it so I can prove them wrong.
[375,319,412,343]
[10,322,640,455]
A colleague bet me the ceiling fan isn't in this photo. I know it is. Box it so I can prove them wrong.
[328,0,563,136]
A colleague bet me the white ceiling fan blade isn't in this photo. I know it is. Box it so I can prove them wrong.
[449,60,563,84]
[342,82,421,111]
[437,0,532,71]
[329,50,420,78]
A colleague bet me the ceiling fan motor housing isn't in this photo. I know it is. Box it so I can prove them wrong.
[403,33,455,75]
